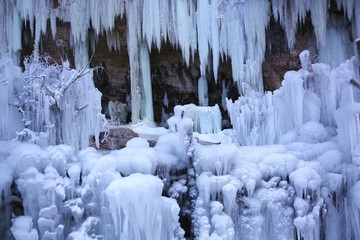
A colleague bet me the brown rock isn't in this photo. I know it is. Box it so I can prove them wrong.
[90,127,139,150]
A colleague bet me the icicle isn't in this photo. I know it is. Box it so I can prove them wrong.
[175,0,194,66]
[142,0,161,51]
[310,0,328,48]
[126,0,142,123]
[210,0,220,82]
[198,76,209,106]
[221,80,228,111]
[163,90,168,108]
[140,43,154,121]
[271,0,310,49]
[197,0,210,76]
[225,0,269,92]
[354,2,360,39]
[106,30,121,52]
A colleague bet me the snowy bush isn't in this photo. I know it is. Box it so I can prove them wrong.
[0,53,104,149]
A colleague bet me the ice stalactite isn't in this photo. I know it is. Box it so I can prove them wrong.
[125,40,155,123]
[197,0,210,77]
[3,0,360,120]
[271,0,308,50]
[174,0,197,67]
[319,15,352,68]
[271,0,327,50]
[142,0,161,51]
[224,0,269,93]
[125,0,141,123]
[66,0,125,68]
[15,0,55,46]
[140,43,154,121]
[221,80,228,111]
[0,0,21,63]
[336,0,360,39]
[198,76,209,106]
[310,0,327,48]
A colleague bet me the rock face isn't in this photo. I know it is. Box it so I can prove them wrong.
[90,127,139,150]
[262,17,316,91]
[22,15,318,124]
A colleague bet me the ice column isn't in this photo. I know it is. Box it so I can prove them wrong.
[106,173,183,240]
[126,0,142,123]
[183,104,221,134]
[319,15,352,68]
[0,58,23,140]
[198,76,209,106]
[140,43,154,121]
[226,91,280,146]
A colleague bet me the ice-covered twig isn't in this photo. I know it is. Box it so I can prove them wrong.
[60,51,102,95]
[18,107,32,128]
[75,104,89,115]
[350,79,360,90]
[0,79,8,85]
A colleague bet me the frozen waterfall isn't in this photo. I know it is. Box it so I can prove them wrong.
[2,0,360,121]
[1,1,360,240]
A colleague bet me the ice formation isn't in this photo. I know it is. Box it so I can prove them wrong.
[2,49,360,238]
[198,76,209,107]
[183,104,222,134]
[106,173,182,240]
[2,1,360,240]
[3,0,359,121]
[0,54,104,150]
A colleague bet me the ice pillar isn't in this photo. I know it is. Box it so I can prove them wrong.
[140,43,154,121]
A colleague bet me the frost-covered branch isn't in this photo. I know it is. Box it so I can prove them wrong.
[75,104,89,115]
[0,79,8,85]
[350,79,360,90]
[2,51,104,149]
[17,107,32,128]
[59,51,102,96]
